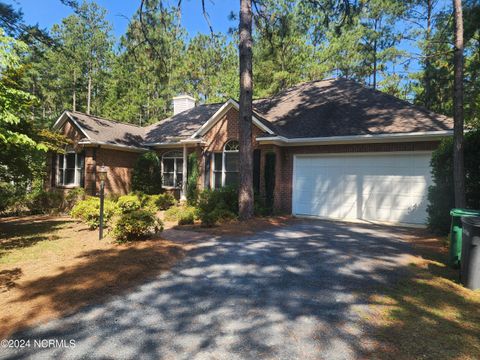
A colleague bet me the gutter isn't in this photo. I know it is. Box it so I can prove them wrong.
[256,130,453,146]
[143,139,205,148]
[77,140,148,153]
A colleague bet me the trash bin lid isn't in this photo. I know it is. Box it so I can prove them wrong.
[450,208,480,217]
[461,216,480,227]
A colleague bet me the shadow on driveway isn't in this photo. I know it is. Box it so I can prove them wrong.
[2,220,420,359]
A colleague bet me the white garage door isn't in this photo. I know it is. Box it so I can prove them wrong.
[292,152,433,225]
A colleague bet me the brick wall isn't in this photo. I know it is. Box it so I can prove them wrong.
[203,107,264,152]
[45,120,86,191]
[201,107,268,196]
[273,141,441,214]
[46,118,141,195]
[93,148,140,195]
[48,112,443,213]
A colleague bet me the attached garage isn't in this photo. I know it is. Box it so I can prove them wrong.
[292,152,433,225]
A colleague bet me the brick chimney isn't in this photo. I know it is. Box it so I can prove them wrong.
[172,95,196,115]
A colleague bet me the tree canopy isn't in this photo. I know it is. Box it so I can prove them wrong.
[2,0,479,125]
[1,0,479,207]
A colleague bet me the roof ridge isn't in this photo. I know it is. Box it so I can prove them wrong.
[253,78,338,103]
[144,102,227,129]
[336,78,448,118]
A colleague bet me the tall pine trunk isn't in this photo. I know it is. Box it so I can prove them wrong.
[238,0,254,220]
[453,0,466,208]
[73,68,77,112]
[87,74,92,115]
[372,39,377,89]
[372,19,378,90]
[424,0,433,108]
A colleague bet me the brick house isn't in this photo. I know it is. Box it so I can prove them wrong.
[48,78,453,225]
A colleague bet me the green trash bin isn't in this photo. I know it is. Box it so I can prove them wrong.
[449,208,480,268]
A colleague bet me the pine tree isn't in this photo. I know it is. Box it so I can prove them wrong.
[238,0,254,220]
[103,1,185,123]
[453,0,465,208]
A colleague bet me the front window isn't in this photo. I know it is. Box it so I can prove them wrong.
[57,149,84,186]
[162,150,183,188]
[212,140,239,188]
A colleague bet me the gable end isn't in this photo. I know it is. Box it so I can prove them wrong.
[191,99,275,138]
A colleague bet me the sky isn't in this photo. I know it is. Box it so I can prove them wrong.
[6,0,238,40]
[5,0,452,92]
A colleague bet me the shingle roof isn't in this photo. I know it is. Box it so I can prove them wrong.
[143,103,223,144]
[252,78,452,138]
[67,111,145,147]
[61,78,452,148]
[65,104,224,147]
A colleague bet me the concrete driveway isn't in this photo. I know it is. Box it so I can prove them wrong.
[1,220,417,360]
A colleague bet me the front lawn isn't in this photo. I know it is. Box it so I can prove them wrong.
[366,231,480,359]
[0,215,185,338]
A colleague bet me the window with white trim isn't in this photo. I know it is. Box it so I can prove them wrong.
[57,148,84,186]
[162,150,183,188]
[212,140,239,188]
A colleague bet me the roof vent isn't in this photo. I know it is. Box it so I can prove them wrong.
[172,95,196,115]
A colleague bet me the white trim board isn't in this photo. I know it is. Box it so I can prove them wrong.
[293,150,434,157]
[257,130,453,146]
[77,140,147,153]
[52,111,91,140]
[144,139,205,148]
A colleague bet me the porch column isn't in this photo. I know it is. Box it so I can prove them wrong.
[181,144,187,201]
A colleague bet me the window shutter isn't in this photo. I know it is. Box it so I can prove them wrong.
[253,149,261,193]
[204,151,211,189]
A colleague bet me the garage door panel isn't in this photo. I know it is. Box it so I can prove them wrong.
[293,153,432,225]
[364,206,403,223]
[367,194,424,211]
[319,176,335,187]
[362,180,392,196]
[339,199,357,218]
[307,200,328,217]
[295,192,313,204]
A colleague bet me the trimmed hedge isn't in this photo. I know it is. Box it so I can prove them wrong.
[164,205,197,225]
[197,186,238,227]
[178,209,195,225]
[114,209,163,242]
[155,193,176,210]
[70,196,117,229]
[117,194,142,213]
